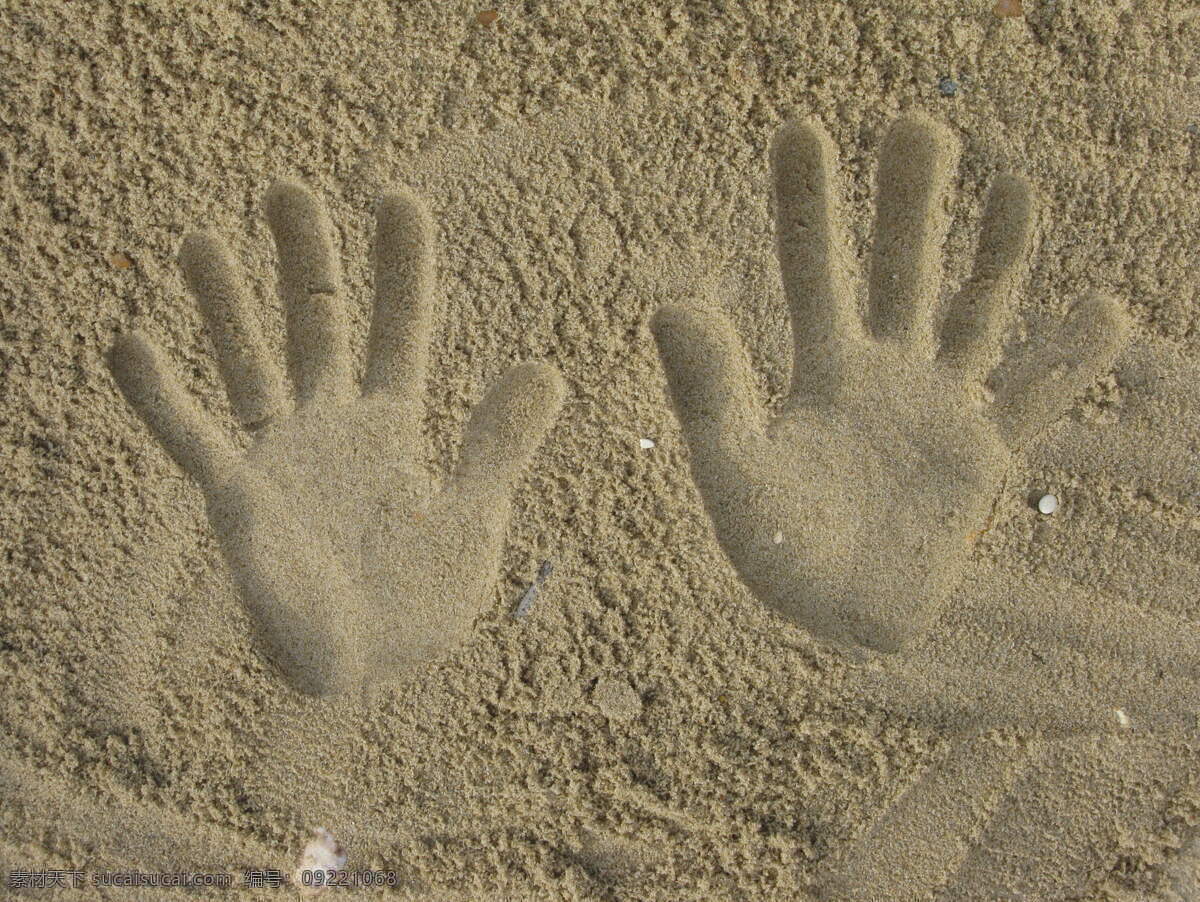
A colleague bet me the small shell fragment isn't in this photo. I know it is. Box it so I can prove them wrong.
[772,530,783,545]
[1037,494,1059,515]
[514,560,553,619]
[1115,708,1132,729]
[295,827,346,896]
[639,437,655,449]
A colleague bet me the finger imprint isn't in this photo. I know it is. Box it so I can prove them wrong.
[264,179,352,403]
[650,304,768,461]
[867,113,960,354]
[180,231,287,428]
[771,119,862,404]
[108,331,235,490]
[452,362,567,497]
[991,293,1129,448]
[364,189,437,417]
[937,174,1036,381]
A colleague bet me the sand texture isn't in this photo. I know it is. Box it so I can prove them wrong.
[3,1,1200,899]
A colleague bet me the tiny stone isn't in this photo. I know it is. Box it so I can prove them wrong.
[639,437,655,449]
[772,530,783,545]
[1115,708,1131,729]
[938,77,959,97]
[1037,494,1059,515]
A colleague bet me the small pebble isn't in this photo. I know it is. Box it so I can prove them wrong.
[938,77,959,97]
[1115,708,1131,729]
[639,437,655,449]
[772,530,783,545]
[1037,494,1059,515]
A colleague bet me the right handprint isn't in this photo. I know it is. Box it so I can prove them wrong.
[653,112,1128,655]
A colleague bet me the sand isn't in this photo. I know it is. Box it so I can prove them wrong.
[2,1,1199,899]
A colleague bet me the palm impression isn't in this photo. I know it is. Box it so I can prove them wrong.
[654,113,1198,735]
[110,182,565,696]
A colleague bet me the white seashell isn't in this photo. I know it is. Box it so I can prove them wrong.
[295,827,347,896]
[1037,494,1058,515]
[639,437,655,449]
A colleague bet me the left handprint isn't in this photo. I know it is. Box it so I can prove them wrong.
[109,181,565,696]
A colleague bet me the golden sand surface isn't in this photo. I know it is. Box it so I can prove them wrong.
[2,2,1199,899]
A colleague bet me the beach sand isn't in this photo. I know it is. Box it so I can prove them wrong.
[2,1,1199,898]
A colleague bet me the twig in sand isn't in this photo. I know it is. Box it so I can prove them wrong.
[514,560,553,618]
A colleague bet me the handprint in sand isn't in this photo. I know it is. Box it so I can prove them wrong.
[655,113,1199,736]
[110,182,564,696]
[654,112,1125,653]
